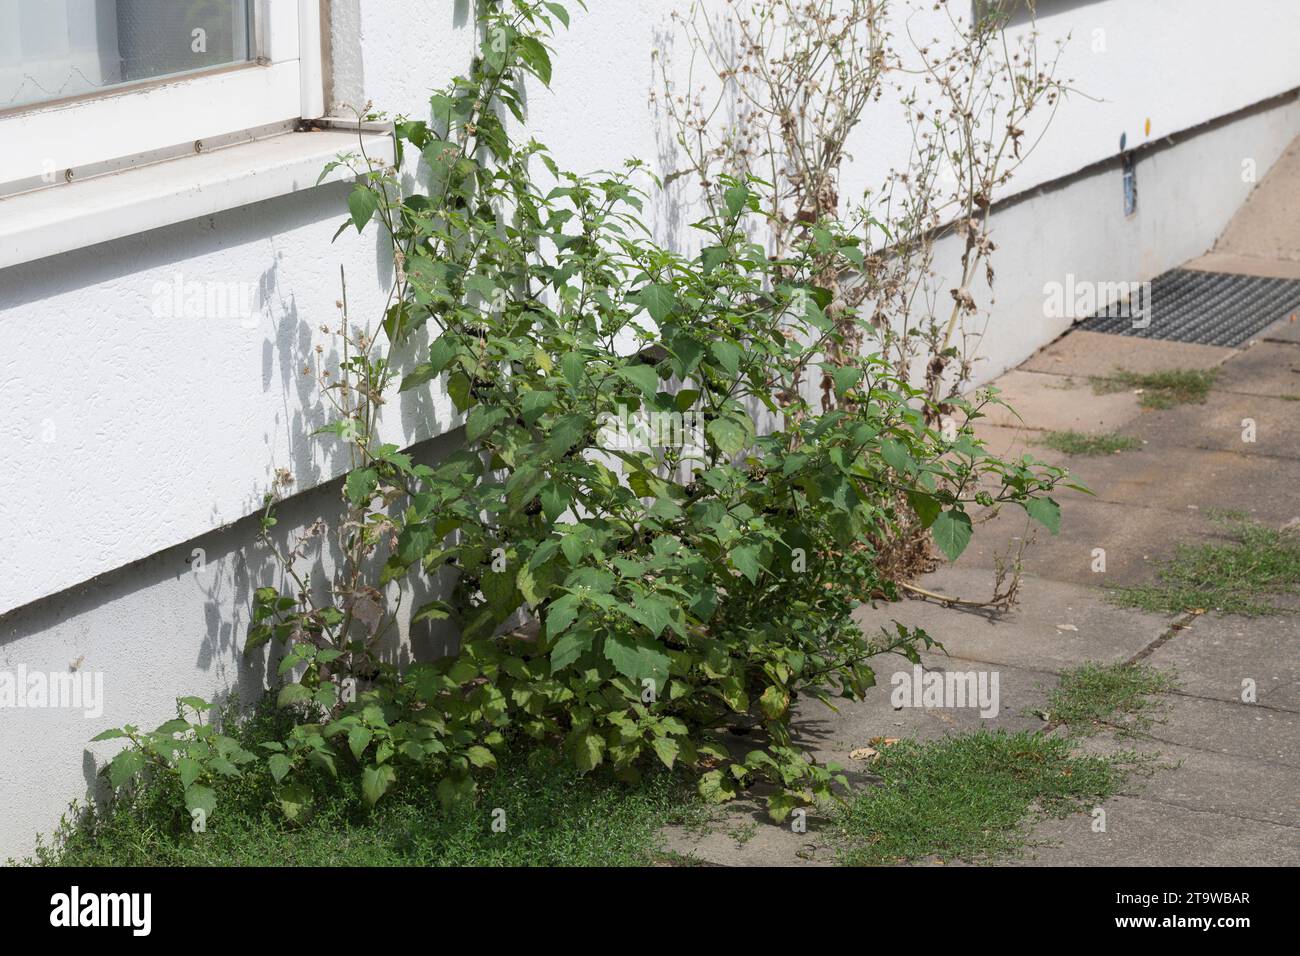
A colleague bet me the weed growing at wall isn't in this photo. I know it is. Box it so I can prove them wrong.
[92,0,1072,831]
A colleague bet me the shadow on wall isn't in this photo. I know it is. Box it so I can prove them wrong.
[0,425,463,807]
[976,0,1101,27]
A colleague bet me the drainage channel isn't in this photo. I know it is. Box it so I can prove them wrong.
[1082,268,1300,347]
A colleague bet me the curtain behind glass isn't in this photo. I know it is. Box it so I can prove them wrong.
[0,0,251,111]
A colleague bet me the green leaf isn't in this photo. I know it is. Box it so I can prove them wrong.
[880,438,914,474]
[707,416,747,455]
[766,791,800,823]
[615,363,661,397]
[516,35,553,85]
[107,748,145,788]
[344,468,378,507]
[635,284,676,323]
[709,340,741,376]
[730,544,762,584]
[701,245,729,275]
[348,726,374,760]
[277,683,313,709]
[931,509,974,561]
[625,594,675,638]
[831,365,862,397]
[759,684,789,719]
[397,524,434,565]
[268,753,292,784]
[466,745,497,769]
[544,2,570,27]
[412,600,453,624]
[567,727,605,772]
[361,764,397,806]
[549,629,589,672]
[521,389,555,425]
[178,756,202,789]
[603,632,671,690]
[466,405,508,442]
[560,352,586,388]
[277,782,313,822]
[400,363,438,392]
[723,183,750,217]
[184,784,217,820]
[348,185,379,232]
[906,490,942,529]
[436,772,475,809]
[545,593,580,637]
[447,371,472,412]
[698,769,737,803]
[1024,496,1061,535]
[650,735,679,769]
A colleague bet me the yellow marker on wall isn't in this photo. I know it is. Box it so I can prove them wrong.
[1145,117,1151,137]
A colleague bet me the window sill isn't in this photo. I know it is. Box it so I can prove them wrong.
[0,126,394,271]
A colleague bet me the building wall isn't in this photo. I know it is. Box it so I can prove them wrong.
[2,0,1299,856]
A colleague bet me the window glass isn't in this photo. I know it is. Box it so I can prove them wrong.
[0,0,253,112]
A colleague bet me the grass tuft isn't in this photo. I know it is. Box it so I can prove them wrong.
[1109,515,1300,616]
[1039,430,1141,457]
[19,717,707,867]
[831,729,1150,866]
[1090,367,1218,409]
[1046,662,1176,737]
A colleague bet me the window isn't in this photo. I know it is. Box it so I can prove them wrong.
[1,0,255,111]
[0,0,324,195]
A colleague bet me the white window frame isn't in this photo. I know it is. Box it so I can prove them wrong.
[0,0,325,195]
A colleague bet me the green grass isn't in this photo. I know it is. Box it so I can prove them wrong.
[1090,367,1219,409]
[831,729,1148,866]
[1046,662,1176,737]
[1109,516,1300,616]
[20,718,707,867]
[1039,430,1142,457]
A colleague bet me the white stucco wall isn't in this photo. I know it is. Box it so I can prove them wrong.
[2,0,1300,857]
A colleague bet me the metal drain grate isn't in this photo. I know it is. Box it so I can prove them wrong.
[1082,268,1300,347]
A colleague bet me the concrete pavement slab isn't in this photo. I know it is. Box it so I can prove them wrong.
[1013,795,1300,866]
[1058,444,1300,525]
[793,652,1054,767]
[1022,330,1235,379]
[658,798,836,867]
[1214,341,1300,399]
[1186,252,1300,281]
[1119,392,1300,460]
[1260,313,1300,344]
[945,496,1226,589]
[1143,694,1300,768]
[856,568,1170,673]
[978,369,1145,433]
[1214,135,1300,263]
[1145,614,1300,712]
[1262,681,1300,711]
[1138,748,1300,831]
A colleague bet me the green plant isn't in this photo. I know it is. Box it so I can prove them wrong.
[90,0,1071,826]
[1044,662,1176,737]
[1109,515,1300,616]
[831,729,1151,865]
[90,698,259,826]
[37,719,705,867]
[1039,430,1141,456]
[1090,368,1218,409]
